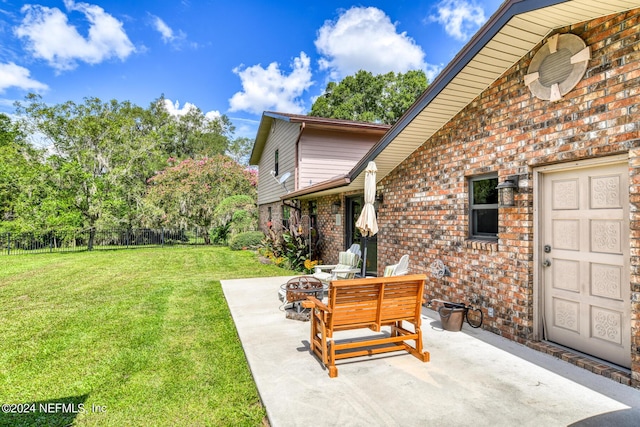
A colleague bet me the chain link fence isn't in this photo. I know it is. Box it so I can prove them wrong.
[0,228,210,256]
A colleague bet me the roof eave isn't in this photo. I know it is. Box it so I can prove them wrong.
[281,175,351,200]
[249,111,390,165]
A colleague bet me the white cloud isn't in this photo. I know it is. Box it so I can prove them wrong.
[163,98,198,116]
[430,0,486,42]
[0,99,17,109]
[315,7,426,80]
[162,98,221,121]
[0,62,48,93]
[152,15,173,42]
[228,52,313,115]
[425,63,444,83]
[14,0,135,71]
[149,14,187,47]
[204,110,221,121]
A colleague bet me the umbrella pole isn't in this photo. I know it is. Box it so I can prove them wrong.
[361,235,368,278]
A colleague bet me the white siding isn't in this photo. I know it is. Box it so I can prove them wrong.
[298,129,378,188]
[257,120,299,205]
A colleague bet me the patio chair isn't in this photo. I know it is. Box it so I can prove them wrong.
[312,250,361,285]
[346,243,361,259]
[383,254,409,277]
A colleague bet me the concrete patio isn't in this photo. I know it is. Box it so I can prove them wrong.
[221,276,640,427]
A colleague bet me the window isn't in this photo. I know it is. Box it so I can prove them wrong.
[469,174,498,239]
[282,204,290,228]
[274,149,279,176]
[309,200,317,229]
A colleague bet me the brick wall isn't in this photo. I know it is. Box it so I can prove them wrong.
[263,195,348,264]
[258,201,283,233]
[377,10,640,384]
[313,195,345,265]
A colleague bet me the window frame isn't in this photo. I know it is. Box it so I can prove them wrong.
[274,149,279,176]
[282,204,290,229]
[468,173,499,240]
[309,200,317,229]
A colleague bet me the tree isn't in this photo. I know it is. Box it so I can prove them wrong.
[226,136,253,166]
[309,70,428,124]
[0,113,45,227]
[210,194,258,244]
[143,155,256,243]
[0,114,23,221]
[9,94,241,243]
[14,94,165,247]
[8,155,84,232]
[153,95,234,159]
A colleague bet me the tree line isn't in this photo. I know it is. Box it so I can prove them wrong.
[0,94,255,247]
[1,69,428,249]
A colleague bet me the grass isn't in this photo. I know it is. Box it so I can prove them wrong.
[0,246,293,426]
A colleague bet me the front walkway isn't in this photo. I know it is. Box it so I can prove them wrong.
[221,276,640,427]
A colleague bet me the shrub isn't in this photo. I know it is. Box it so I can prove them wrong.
[211,195,258,245]
[210,223,230,245]
[256,227,321,273]
[228,231,264,250]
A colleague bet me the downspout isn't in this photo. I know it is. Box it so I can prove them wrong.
[294,122,305,192]
[283,200,301,212]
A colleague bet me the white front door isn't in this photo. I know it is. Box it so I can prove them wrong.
[540,160,630,368]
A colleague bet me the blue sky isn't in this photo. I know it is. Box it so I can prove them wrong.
[0,0,504,139]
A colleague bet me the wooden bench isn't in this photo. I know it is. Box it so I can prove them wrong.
[301,274,430,377]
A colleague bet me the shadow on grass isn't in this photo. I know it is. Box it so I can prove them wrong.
[0,394,89,427]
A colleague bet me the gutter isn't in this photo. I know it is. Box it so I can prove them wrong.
[281,175,351,200]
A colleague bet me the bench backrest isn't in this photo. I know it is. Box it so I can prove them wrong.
[327,274,426,332]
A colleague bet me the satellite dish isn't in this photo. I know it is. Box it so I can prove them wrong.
[270,170,291,192]
[430,259,451,279]
[279,172,291,184]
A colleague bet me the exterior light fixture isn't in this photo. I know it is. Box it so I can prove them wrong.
[374,192,383,210]
[331,201,341,214]
[496,175,519,207]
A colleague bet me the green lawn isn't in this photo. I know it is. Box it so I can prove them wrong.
[0,246,293,426]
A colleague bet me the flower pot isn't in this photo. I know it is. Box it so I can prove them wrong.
[438,303,466,332]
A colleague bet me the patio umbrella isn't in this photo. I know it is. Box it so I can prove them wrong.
[355,161,378,277]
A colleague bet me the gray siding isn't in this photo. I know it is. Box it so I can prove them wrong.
[257,120,299,205]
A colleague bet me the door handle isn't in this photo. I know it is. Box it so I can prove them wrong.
[542,259,551,267]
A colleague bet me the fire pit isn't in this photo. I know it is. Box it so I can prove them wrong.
[280,276,326,321]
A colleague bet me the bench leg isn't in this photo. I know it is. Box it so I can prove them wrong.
[320,321,329,366]
[328,365,338,378]
[312,311,329,364]
[309,311,326,363]
[309,311,318,353]
[395,323,430,363]
[390,320,401,337]
[328,340,337,378]
[411,325,430,362]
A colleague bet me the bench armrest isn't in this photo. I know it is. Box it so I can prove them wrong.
[302,296,331,313]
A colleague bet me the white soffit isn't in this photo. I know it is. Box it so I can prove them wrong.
[360,0,640,188]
